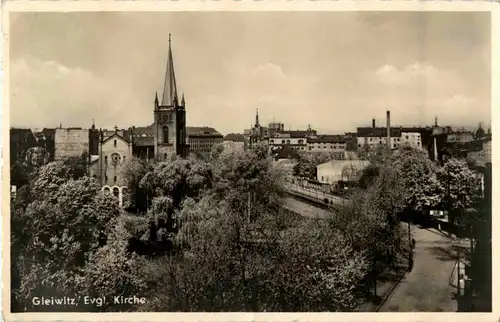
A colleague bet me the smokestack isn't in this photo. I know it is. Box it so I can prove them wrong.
[372,119,376,128]
[435,116,438,127]
[386,110,391,149]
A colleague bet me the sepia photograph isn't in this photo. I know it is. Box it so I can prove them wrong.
[4,4,495,318]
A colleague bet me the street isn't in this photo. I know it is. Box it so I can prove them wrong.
[379,225,469,312]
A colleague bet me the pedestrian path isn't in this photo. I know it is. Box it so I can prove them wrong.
[378,226,468,312]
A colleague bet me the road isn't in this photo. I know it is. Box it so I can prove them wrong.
[283,197,332,219]
[285,183,345,205]
[379,226,469,312]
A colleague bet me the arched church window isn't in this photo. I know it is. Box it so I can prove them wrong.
[112,187,120,198]
[163,126,169,144]
[164,153,168,160]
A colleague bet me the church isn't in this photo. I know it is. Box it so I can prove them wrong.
[88,35,189,205]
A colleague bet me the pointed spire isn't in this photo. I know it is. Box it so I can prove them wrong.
[181,92,185,106]
[162,33,178,106]
[154,92,159,110]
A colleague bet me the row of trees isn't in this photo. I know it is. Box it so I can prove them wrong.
[11,142,481,312]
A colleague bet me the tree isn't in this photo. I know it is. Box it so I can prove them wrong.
[389,145,444,213]
[121,157,153,212]
[439,158,482,235]
[11,171,122,312]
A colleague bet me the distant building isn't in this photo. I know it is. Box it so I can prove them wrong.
[356,126,402,150]
[187,127,224,157]
[447,129,474,143]
[223,133,246,153]
[10,128,38,165]
[316,160,370,184]
[306,135,347,153]
[54,127,90,161]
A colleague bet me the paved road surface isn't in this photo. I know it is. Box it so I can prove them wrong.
[379,226,469,312]
[286,183,345,205]
[283,197,332,219]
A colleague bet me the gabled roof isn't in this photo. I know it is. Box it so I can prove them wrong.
[102,132,130,144]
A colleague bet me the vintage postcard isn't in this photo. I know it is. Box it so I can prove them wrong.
[2,1,498,321]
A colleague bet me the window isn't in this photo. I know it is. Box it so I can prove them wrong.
[92,175,97,179]
[309,146,312,150]
[298,139,303,144]
[164,153,168,160]
[281,140,285,144]
[406,135,409,140]
[111,153,121,165]
[105,175,108,182]
[104,156,108,164]
[114,176,117,183]
[286,140,291,144]
[270,140,274,144]
[112,187,120,198]
[114,139,117,147]
[163,126,169,144]
[123,156,126,162]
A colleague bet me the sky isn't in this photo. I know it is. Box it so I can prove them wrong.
[9,11,491,135]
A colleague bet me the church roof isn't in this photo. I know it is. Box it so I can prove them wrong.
[162,34,178,106]
[102,132,130,144]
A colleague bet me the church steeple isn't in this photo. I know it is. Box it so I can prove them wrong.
[154,92,159,109]
[162,33,178,107]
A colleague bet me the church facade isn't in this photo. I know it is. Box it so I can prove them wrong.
[88,36,189,205]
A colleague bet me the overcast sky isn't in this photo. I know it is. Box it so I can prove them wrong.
[10,11,491,134]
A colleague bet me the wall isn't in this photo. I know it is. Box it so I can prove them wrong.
[90,135,132,187]
[268,137,307,152]
[307,141,346,153]
[54,128,89,160]
[400,132,423,148]
[356,136,400,149]
[223,141,245,153]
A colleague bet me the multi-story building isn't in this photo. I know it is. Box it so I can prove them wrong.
[10,128,38,165]
[187,127,224,157]
[54,127,90,161]
[268,131,309,152]
[223,133,246,153]
[306,135,347,153]
[447,129,474,143]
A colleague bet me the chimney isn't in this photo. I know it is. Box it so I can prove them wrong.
[386,110,391,149]
[372,119,376,128]
[434,116,438,127]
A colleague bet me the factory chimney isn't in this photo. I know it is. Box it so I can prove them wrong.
[386,110,391,149]
[372,118,376,128]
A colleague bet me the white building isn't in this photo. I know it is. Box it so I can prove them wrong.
[316,160,370,184]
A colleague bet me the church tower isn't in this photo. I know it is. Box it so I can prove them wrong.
[154,34,187,160]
